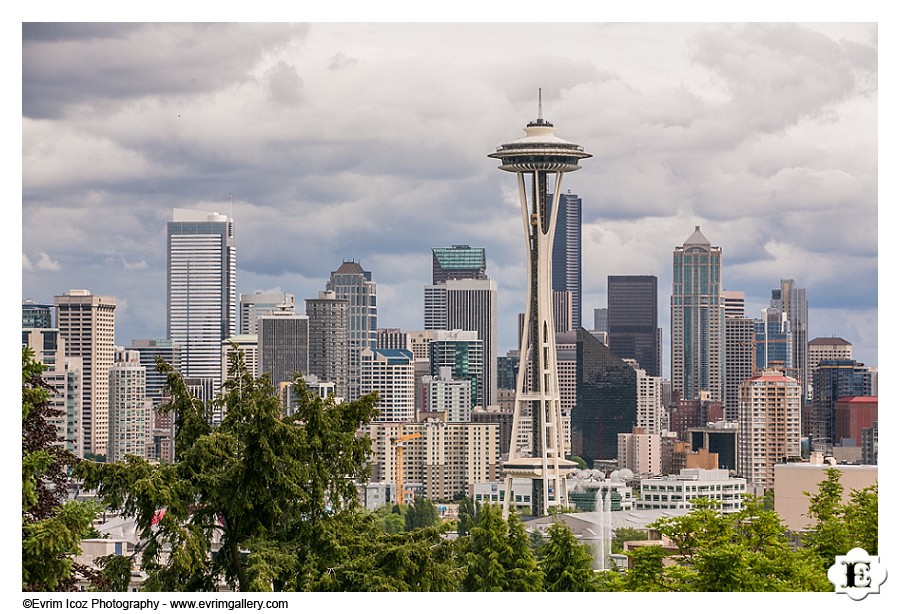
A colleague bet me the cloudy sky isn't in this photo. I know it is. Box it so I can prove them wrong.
[21,21,879,375]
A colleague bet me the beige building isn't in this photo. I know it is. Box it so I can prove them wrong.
[774,462,877,531]
[365,419,501,502]
[55,289,116,457]
[808,336,853,373]
[738,369,802,494]
[617,426,661,477]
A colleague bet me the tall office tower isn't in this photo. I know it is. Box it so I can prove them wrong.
[55,289,116,457]
[808,337,853,373]
[724,316,756,422]
[551,191,582,328]
[408,330,438,413]
[360,348,415,422]
[489,100,590,516]
[593,308,608,334]
[377,328,409,351]
[737,368,802,494]
[239,290,294,335]
[23,299,54,328]
[671,226,725,403]
[634,367,666,435]
[432,245,487,284]
[770,279,809,396]
[556,331,578,414]
[127,339,181,407]
[428,330,484,409]
[108,348,150,463]
[443,278,498,405]
[167,209,236,391]
[306,291,350,400]
[326,261,377,401]
[755,307,792,372]
[257,311,309,389]
[23,327,83,455]
[608,275,660,377]
[496,350,520,392]
[723,290,745,318]
[810,360,872,450]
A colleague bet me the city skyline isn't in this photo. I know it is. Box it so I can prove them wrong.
[21,23,878,376]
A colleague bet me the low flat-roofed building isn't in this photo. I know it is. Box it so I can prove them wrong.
[636,468,746,513]
[774,462,877,531]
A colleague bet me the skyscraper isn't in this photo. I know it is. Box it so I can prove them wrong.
[306,290,350,400]
[108,348,150,463]
[770,279,808,395]
[489,99,590,516]
[428,329,484,409]
[326,261,377,400]
[257,312,309,389]
[443,279,498,405]
[671,226,725,402]
[239,290,295,335]
[167,209,236,390]
[360,348,415,422]
[551,191,582,329]
[724,316,756,422]
[738,368,802,494]
[608,275,660,377]
[431,245,487,284]
[55,289,116,457]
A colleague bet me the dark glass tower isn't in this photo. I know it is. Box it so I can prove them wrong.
[572,327,637,466]
[607,275,660,377]
[551,192,582,329]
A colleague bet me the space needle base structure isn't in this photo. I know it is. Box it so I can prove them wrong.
[489,94,591,518]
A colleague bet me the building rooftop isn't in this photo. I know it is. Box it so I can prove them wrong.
[809,336,852,346]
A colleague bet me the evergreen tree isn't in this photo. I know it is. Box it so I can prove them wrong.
[404,496,441,531]
[538,522,599,591]
[76,351,381,591]
[459,504,542,591]
[22,348,98,591]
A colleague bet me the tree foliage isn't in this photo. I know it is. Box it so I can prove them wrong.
[404,496,441,531]
[803,468,878,570]
[458,504,542,591]
[612,497,831,591]
[538,522,599,591]
[75,351,381,591]
[22,348,98,591]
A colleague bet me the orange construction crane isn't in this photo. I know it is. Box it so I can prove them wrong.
[390,432,422,505]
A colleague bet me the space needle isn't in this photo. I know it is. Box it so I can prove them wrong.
[489,91,591,518]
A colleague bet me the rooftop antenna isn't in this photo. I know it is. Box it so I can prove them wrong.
[229,192,233,219]
[538,87,543,121]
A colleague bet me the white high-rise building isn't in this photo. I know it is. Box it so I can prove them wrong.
[635,367,667,435]
[55,289,116,457]
[108,348,150,462]
[360,348,414,423]
[167,209,236,391]
[738,368,802,494]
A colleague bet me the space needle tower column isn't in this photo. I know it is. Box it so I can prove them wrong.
[490,92,591,518]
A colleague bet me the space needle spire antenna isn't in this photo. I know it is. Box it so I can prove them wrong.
[489,93,591,518]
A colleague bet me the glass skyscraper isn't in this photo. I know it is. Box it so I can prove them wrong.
[167,209,236,390]
[326,261,377,401]
[608,275,660,377]
[551,192,582,329]
[671,226,724,402]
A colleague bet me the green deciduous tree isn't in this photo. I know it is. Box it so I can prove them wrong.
[803,467,878,571]
[613,497,831,591]
[22,348,98,591]
[538,522,599,591]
